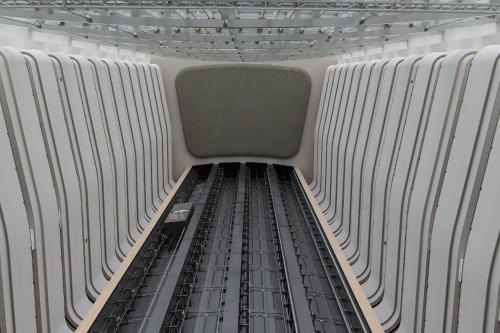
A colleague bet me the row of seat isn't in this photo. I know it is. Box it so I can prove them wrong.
[311,46,500,332]
[0,47,174,332]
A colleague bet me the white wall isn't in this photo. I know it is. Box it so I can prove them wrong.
[0,23,150,62]
[341,22,500,62]
[152,55,337,181]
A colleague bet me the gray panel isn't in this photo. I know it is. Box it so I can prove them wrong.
[317,65,346,211]
[102,59,141,243]
[147,64,171,196]
[458,108,500,333]
[24,50,92,329]
[153,64,175,190]
[143,64,168,201]
[176,65,310,158]
[0,56,38,333]
[0,48,71,333]
[321,64,357,221]
[72,55,121,275]
[127,62,156,220]
[362,55,421,305]
[51,53,109,297]
[344,60,388,265]
[329,63,364,226]
[117,61,149,230]
[399,50,474,333]
[337,61,376,249]
[351,57,403,282]
[91,58,131,259]
[136,63,162,210]
[425,45,500,333]
[0,47,175,332]
[315,66,342,204]
[375,53,444,330]
[312,47,500,333]
[311,66,335,196]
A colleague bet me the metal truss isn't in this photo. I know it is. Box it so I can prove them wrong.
[0,1,498,61]
[0,1,500,13]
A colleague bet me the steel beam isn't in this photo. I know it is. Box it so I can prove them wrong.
[0,1,500,14]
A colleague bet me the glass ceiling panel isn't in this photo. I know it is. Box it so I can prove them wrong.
[0,1,498,61]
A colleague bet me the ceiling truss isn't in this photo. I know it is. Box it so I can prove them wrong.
[0,1,498,61]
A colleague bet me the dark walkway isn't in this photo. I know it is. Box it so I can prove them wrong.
[91,163,369,333]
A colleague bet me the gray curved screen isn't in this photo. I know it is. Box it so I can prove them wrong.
[176,65,311,158]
